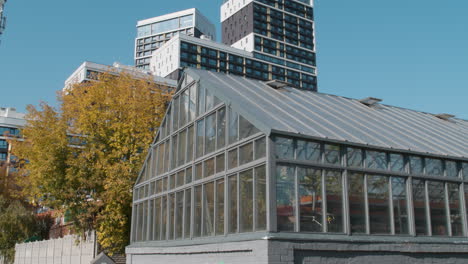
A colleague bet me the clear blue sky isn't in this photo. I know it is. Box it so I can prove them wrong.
[0,0,467,119]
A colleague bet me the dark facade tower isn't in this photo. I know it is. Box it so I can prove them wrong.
[221,0,317,90]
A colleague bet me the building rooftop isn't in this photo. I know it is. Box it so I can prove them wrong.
[186,68,468,159]
[137,8,203,27]
[0,107,26,127]
[64,61,177,89]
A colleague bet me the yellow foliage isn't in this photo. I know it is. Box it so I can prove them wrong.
[11,72,173,254]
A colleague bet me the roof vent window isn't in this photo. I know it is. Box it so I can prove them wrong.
[265,80,289,89]
[359,97,382,107]
[435,113,455,121]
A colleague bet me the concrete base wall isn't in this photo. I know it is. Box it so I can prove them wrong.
[126,240,269,264]
[127,239,468,264]
[270,240,468,264]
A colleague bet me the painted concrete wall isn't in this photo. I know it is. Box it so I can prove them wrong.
[127,239,468,264]
[14,234,95,264]
[126,240,269,264]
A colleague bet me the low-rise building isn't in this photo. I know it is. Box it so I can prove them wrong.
[0,107,25,177]
[64,61,177,90]
[127,68,468,264]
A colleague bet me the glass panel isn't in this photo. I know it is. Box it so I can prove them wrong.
[184,189,191,239]
[205,113,216,154]
[228,175,238,234]
[154,197,161,240]
[187,125,194,162]
[239,142,254,165]
[389,154,405,172]
[298,167,322,232]
[240,170,254,232]
[347,147,362,167]
[205,88,215,111]
[446,161,458,178]
[447,183,463,236]
[428,181,448,236]
[324,144,340,165]
[186,167,192,184]
[409,156,423,175]
[194,185,202,237]
[204,158,215,178]
[169,174,175,190]
[168,194,175,240]
[463,163,468,180]
[161,196,167,240]
[136,204,143,241]
[164,140,170,173]
[297,140,321,162]
[196,119,204,158]
[325,170,343,233]
[465,185,468,228]
[180,89,188,127]
[216,153,225,173]
[178,129,186,166]
[254,137,266,159]
[255,165,267,231]
[172,96,179,131]
[197,86,206,116]
[392,177,409,234]
[203,182,215,236]
[228,107,238,144]
[189,84,197,121]
[366,151,387,170]
[175,191,184,239]
[348,173,366,234]
[162,177,168,192]
[137,25,151,37]
[176,170,184,187]
[367,175,390,234]
[275,137,294,160]
[239,115,260,140]
[426,158,443,176]
[180,14,194,28]
[195,163,202,181]
[277,165,296,231]
[217,108,226,149]
[228,148,238,169]
[157,142,165,175]
[216,180,225,235]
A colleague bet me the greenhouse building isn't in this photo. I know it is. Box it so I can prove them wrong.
[127,68,468,264]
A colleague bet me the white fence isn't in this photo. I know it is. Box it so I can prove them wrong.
[14,233,95,264]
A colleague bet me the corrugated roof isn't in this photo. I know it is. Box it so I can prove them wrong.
[186,68,468,159]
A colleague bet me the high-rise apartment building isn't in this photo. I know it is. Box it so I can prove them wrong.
[135,8,216,70]
[150,34,317,90]
[149,0,317,90]
[0,0,7,37]
[220,0,317,89]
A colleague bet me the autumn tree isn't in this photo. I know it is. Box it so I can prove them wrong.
[11,72,172,254]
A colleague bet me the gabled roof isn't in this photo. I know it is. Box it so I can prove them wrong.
[186,68,468,160]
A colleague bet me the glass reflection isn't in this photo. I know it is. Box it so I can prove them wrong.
[277,165,296,231]
[367,175,390,234]
[428,181,448,236]
[298,167,322,232]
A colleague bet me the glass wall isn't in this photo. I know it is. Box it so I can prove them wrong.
[137,14,194,38]
[132,76,266,243]
[274,135,468,237]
